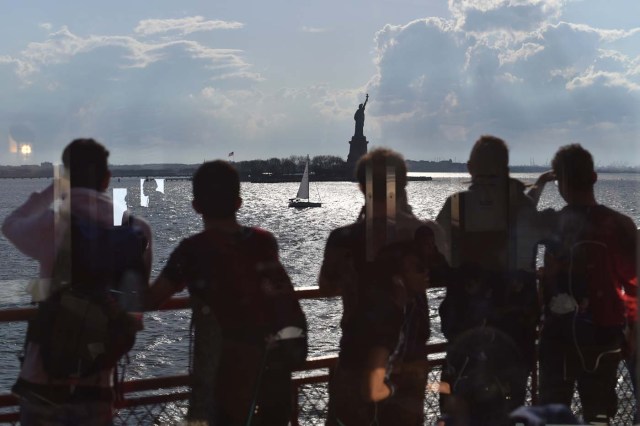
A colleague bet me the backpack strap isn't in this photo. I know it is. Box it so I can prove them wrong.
[122,212,135,227]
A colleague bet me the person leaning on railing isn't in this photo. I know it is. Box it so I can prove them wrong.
[435,135,554,422]
[537,144,638,424]
[319,148,448,426]
[1,139,153,426]
[146,160,306,426]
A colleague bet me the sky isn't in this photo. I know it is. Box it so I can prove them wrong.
[0,0,639,166]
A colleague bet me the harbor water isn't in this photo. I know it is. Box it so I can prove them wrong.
[1,173,639,396]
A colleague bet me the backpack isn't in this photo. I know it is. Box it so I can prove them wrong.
[189,227,308,369]
[543,205,627,331]
[186,227,307,424]
[445,326,527,425]
[27,214,147,380]
[439,185,539,343]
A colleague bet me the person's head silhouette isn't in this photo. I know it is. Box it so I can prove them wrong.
[192,160,242,220]
[467,135,509,180]
[62,138,110,191]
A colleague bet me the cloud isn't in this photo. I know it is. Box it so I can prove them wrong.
[367,1,640,163]
[449,0,564,32]
[1,25,257,83]
[1,4,638,165]
[0,27,357,164]
[0,21,266,164]
[498,42,544,65]
[566,67,640,91]
[134,16,244,36]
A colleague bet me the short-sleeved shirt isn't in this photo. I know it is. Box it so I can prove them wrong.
[436,177,548,273]
[319,216,436,368]
[162,226,281,330]
[160,226,294,423]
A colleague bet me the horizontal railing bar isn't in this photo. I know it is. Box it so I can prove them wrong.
[0,286,449,420]
[115,391,191,409]
[293,374,331,386]
[121,375,190,393]
[0,349,449,409]
[426,342,447,355]
[0,287,327,323]
[0,306,35,323]
[293,355,337,371]
[0,285,445,323]
[0,412,18,423]
[0,394,18,406]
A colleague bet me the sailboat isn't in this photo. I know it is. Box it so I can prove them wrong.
[289,159,322,208]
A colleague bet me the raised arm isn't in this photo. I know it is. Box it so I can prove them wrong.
[363,93,369,109]
[145,240,187,310]
[145,274,179,311]
[2,183,55,260]
[527,170,555,206]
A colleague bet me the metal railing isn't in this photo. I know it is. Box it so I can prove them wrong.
[0,289,637,425]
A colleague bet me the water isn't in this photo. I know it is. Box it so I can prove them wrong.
[1,173,639,390]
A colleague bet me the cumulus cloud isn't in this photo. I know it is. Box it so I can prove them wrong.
[1,25,257,83]
[368,0,640,163]
[0,4,638,165]
[0,19,267,163]
[134,16,244,36]
[0,17,357,164]
[566,67,640,91]
[449,0,564,32]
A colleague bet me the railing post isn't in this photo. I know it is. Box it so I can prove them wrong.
[291,378,300,426]
[530,322,541,405]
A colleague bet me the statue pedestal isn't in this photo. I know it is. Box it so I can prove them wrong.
[346,135,369,180]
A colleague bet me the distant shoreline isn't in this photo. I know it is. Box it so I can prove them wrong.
[0,160,638,179]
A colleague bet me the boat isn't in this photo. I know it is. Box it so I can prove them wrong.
[289,159,322,208]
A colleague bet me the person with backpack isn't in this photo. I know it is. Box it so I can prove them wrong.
[538,144,637,423]
[435,135,553,419]
[146,160,307,426]
[2,138,152,425]
[319,148,447,425]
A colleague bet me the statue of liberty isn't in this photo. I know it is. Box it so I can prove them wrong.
[353,94,369,138]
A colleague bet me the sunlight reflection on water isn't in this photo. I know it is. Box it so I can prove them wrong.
[0,174,638,385]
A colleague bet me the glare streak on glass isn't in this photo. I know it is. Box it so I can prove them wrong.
[113,188,128,226]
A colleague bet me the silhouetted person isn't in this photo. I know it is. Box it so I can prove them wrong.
[436,135,551,420]
[141,178,164,208]
[320,148,446,425]
[538,144,637,423]
[2,138,152,426]
[146,160,306,426]
[354,93,369,138]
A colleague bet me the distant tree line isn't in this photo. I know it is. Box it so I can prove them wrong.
[234,155,348,179]
[0,162,54,178]
[1,156,638,180]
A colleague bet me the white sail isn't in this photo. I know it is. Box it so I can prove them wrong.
[296,161,310,199]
